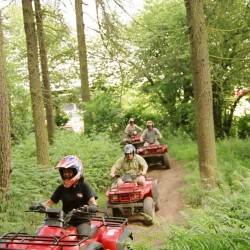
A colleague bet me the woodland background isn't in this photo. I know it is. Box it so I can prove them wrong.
[0,0,249,248]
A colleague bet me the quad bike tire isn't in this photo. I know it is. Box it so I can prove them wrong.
[152,179,160,211]
[143,196,155,226]
[162,153,171,169]
[105,201,113,217]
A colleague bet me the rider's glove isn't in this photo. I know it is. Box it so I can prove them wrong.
[29,203,45,211]
[88,204,98,213]
[81,205,98,213]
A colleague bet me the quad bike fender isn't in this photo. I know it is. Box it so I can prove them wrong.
[101,226,132,250]
[116,226,133,250]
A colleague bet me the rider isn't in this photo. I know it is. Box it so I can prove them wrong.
[42,155,98,237]
[140,120,163,147]
[110,144,148,188]
[124,117,143,136]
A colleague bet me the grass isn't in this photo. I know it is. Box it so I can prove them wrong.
[1,130,250,249]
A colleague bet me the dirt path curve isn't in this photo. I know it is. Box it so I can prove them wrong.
[129,157,185,243]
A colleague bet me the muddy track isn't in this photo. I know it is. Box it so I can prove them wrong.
[129,157,185,242]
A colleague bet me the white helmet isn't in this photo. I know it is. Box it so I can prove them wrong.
[124,144,136,155]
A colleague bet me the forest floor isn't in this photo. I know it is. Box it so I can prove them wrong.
[128,157,186,245]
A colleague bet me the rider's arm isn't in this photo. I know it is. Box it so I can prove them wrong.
[140,130,146,141]
[41,199,54,208]
[135,125,143,131]
[156,128,163,139]
[137,155,148,175]
[88,197,98,206]
[124,125,129,133]
[110,157,123,177]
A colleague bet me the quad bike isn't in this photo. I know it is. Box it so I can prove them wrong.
[121,131,144,150]
[137,142,170,169]
[105,174,160,226]
[0,204,132,250]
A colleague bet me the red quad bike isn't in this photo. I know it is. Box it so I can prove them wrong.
[0,204,132,250]
[122,132,144,150]
[105,174,160,226]
[137,142,170,170]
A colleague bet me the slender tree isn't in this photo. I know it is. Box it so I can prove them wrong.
[0,13,12,204]
[184,0,217,188]
[34,0,55,145]
[22,0,50,166]
[75,0,90,102]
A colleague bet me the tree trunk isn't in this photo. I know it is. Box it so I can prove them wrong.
[0,13,12,204]
[34,0,55,145]
[22,0,50,166]
[75,0,90,103]
[184,0,217,189]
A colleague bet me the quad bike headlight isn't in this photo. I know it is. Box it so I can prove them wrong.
[111,195,119,201]
[156,148,162,153]
[131,193,140,200]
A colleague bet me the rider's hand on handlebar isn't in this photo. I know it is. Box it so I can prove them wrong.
[29,203,46,211]
[110,173,115,178]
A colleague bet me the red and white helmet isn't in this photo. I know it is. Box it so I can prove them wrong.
[56,155,83,188]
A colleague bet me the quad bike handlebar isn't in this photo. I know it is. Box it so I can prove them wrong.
[28,203,98,223]
[114,173,145,182]
[114,173,142,178]
[29,203,46,212]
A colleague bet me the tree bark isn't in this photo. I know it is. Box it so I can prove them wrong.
[75,0,90,103]
[22,0,50,166]
[0,13,12,204]
[184,0,217,189]
[34,0,55,145]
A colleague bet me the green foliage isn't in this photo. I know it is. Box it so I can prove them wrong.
[84,91,125,136]
[3,4,79,144]
[54,110,69,126]
[234,114,250,139]
[204,0,250,138]
[131,136,250,249]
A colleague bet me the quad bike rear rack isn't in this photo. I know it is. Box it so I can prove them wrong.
[0,216,129,249]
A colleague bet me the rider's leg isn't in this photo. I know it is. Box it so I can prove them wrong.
[117,178,125,188]
[155,140,160,145]
[137,175,146,186]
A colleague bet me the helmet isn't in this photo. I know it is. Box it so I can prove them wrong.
[56,155,83,188]
[147,120,154,127]
[129,117,135,122]
[124,144,136,155]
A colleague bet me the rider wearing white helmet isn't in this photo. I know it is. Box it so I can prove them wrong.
[110,144,148,187]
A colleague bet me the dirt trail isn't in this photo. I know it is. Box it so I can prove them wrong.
[129,157,185,242]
